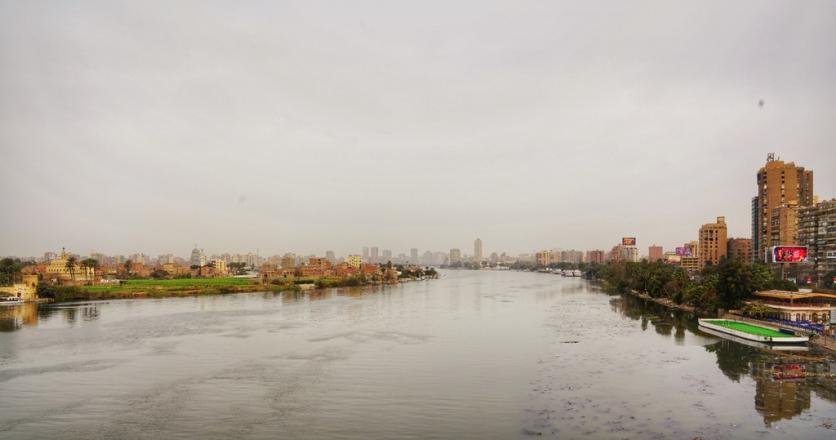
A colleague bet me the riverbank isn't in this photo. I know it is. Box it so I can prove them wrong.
[624,289,699,313]
[37,275,435,303]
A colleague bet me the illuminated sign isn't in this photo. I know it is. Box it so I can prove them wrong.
[771,246,808,263]
[622,237,636,246]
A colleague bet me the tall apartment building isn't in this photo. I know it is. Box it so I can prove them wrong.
[608,245,639,263]
[699,216,727,268]
[648,245,663,262]
[280,254,296,269]
[370,247,379,264]
[535,250,552,267]
[410,248,418,263]
[560,250,584,264]
[798,199,835,285]
[473,238,483,264]
[449,248,462,265]
[190,245,206,267]
[727,238,753,262]
[586,250,605,264]
[753,156,814,262]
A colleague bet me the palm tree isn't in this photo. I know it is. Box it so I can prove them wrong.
[65,256,78,282]
[81,258,99,283]
[124,259,133,278]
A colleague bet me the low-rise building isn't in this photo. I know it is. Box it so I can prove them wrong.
[750,290,833,323]
[0,274,38,301]
[45,249,95,283]
[346,255,362,269]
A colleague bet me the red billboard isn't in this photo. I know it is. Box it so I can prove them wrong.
[771,246,808,263]
[622,237,636,246]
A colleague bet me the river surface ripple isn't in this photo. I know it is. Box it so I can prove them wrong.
[1,270,834,439]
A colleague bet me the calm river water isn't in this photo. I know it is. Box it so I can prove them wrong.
[1,270,834,439]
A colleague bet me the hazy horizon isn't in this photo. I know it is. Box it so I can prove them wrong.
[2,1,835,258]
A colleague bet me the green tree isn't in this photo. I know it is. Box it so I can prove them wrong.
[80,258,99,281]
[123,259,133,277]
[0,258,24,285]
[716,257,754,309]
[65,256,78,282]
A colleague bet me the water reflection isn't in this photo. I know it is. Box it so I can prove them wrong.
[1,302,101,332]
[1,277,834,438]
[613,292,836,426]
[0,303,39,332]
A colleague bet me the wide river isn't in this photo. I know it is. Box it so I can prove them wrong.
[1,270,834,439]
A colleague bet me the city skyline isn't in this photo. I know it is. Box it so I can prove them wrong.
[1,2,835,256]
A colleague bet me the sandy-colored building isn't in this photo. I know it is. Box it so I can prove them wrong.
[585,250,605,264]
[535,250,552,267]
[45,249,95,283]
[648,245,663,262]
[753,157,814,262]
[727,238,753,263]
[346,255,362,269]
[0,274,39,301]
[699,216,727,268]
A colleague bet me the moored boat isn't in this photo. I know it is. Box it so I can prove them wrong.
[698,319,808,344]
[0,296,24,306]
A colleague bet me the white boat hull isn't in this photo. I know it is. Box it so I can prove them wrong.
[698,319,808,344]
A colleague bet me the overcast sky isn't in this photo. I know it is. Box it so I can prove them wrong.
[1,1,834,258]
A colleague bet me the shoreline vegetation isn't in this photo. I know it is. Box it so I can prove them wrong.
[584,258,799,314]
[36,269,438,303]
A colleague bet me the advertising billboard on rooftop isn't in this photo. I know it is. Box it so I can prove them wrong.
[675,247,692,257]
[622,237,636,246]
[771,246,808,263]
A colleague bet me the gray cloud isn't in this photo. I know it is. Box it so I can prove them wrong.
[1,0,834,258]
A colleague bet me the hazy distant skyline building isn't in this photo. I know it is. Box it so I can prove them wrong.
[410,248,418,263]
[586,250,605,264]
[753,156,814,262]
[449,248,462,265]
[189,245,206,267]
[371,247,379,264]
[648,245,663,262]
[473,238,483,264]
[535,250,552,267]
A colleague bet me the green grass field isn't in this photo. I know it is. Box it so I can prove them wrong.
[83,277,256,292]
[702,320,792,338]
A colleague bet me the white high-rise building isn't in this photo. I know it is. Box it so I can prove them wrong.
[190,245,206,267]
[473,238,483,264]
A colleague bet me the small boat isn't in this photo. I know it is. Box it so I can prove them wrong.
[698,319,808,344]
[572,269,582,277]
[0,296,24,306]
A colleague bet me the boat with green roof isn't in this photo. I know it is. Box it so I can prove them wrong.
[698,319,809,344]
